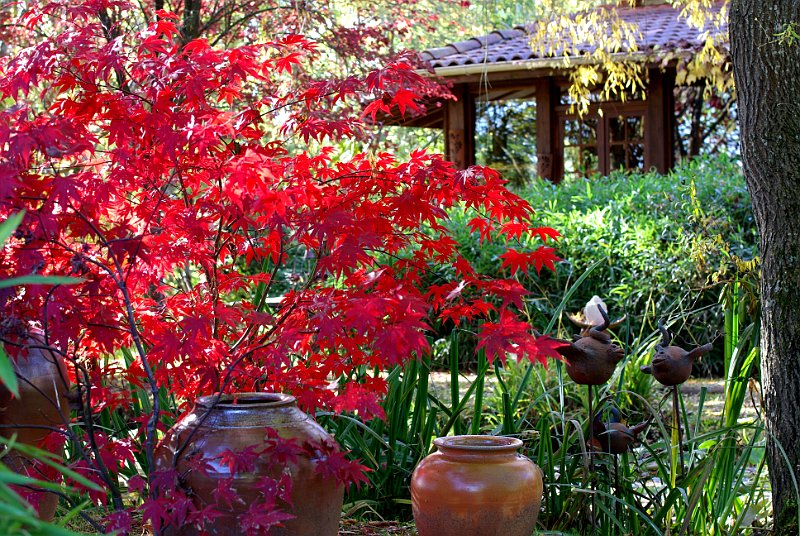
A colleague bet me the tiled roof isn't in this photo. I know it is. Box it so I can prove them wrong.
[421,3,726,70]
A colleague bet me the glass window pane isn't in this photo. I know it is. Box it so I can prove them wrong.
[564,119,579,146]
[629,143,645,169]
[475,99,538,184]
[627,116,644,140]
[610,116,626,142]
[581,118,598,144]
[581,147,599,175]
[610,144,626,170]
[564,146,579,174]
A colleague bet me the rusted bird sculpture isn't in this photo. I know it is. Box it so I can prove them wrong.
[592,408,650,455]
[640,319,713,386]
[557,304,625,386]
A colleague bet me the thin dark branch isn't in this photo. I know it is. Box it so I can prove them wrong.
[66,206,160,495]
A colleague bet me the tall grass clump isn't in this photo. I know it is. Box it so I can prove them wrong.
[330,155,769,534]
[446,155,757,374]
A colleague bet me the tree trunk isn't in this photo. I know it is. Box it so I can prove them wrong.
[182,0,202,43]
[730,2,800,533]
[689,83,704,157]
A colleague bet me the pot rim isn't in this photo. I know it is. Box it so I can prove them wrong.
[195,392,296,409]
[433,434,523,451]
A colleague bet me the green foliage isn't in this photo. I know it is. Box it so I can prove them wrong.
[0,213,87,532]
[0,439,88,536]
[775,21,800,47]
[322,331,495,520]
[448,155,757,374]
[321,354,438,520]
[334,269,769,534]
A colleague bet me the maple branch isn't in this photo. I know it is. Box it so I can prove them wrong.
[208,179,230,340]
[66,205,161,492]
[230,230,286,352]
[49,66,154,108]
[124,176,176,284]
[72,364,126,511]
[171,299,301,465]
[206,5,302,47]
[0,423,70,434]
[41,488,107,533]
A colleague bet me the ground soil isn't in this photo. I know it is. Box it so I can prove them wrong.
[338,519,417,535]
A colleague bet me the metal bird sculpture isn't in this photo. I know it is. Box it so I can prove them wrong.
[592,408,650,455]
[641,319,713,386]
[557,304,625,386]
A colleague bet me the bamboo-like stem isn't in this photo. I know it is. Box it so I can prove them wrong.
[588,384,595,526]
[673,385,685,476]
[614,454,621,520]
[587,384,594,463]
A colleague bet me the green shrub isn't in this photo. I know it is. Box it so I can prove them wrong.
[446,155,757,374]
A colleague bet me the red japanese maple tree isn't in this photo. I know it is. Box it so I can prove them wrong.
[0,0,562,532]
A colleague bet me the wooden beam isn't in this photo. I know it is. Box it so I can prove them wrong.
[467,75,571,95]
[446,68,566,85]
[444,84,475,169]
[499,88,538,101]
[663,67,676,171]
[535,77,561,182]
[645,67,676,173]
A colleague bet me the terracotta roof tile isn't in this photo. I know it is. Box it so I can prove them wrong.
[421,3,726,69]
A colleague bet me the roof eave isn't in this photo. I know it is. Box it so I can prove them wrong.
[428,49,693,78]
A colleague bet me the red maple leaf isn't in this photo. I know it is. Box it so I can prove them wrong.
[217,446,260,475]
[212,478,243,510]
[467,217,494,243]
[392,89,421,117]
[239,501,295,536]
[499,249,530,275]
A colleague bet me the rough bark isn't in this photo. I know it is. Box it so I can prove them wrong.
[730,2,800,533]
[689,83,704,157]
[182,0,202,43]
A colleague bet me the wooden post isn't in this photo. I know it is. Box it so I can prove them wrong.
[536,77,561,182]
[645,67,676,174]
[444,84,475,169]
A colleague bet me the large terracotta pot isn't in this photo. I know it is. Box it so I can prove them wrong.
[155,393,344,536]
[0,339,70,520]
[411,435,543,536]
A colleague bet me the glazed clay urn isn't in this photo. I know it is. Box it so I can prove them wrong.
[557,304,625,385]
[411,435,543,536]
[154,393,344,536]
[640,320,713,386]
[0,335,70,520]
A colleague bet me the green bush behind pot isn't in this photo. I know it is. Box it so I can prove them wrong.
[446,155,757,374]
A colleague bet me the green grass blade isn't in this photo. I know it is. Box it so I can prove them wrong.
[0,345,19,398]
[0,212,24,245]
[0,275,84,288]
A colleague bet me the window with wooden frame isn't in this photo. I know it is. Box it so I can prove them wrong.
[557,101,647,178]
[561,117,599,178]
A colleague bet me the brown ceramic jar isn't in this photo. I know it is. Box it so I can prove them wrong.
[411,435,543,536]
[0,339,70,520]
[154,393,344,536]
